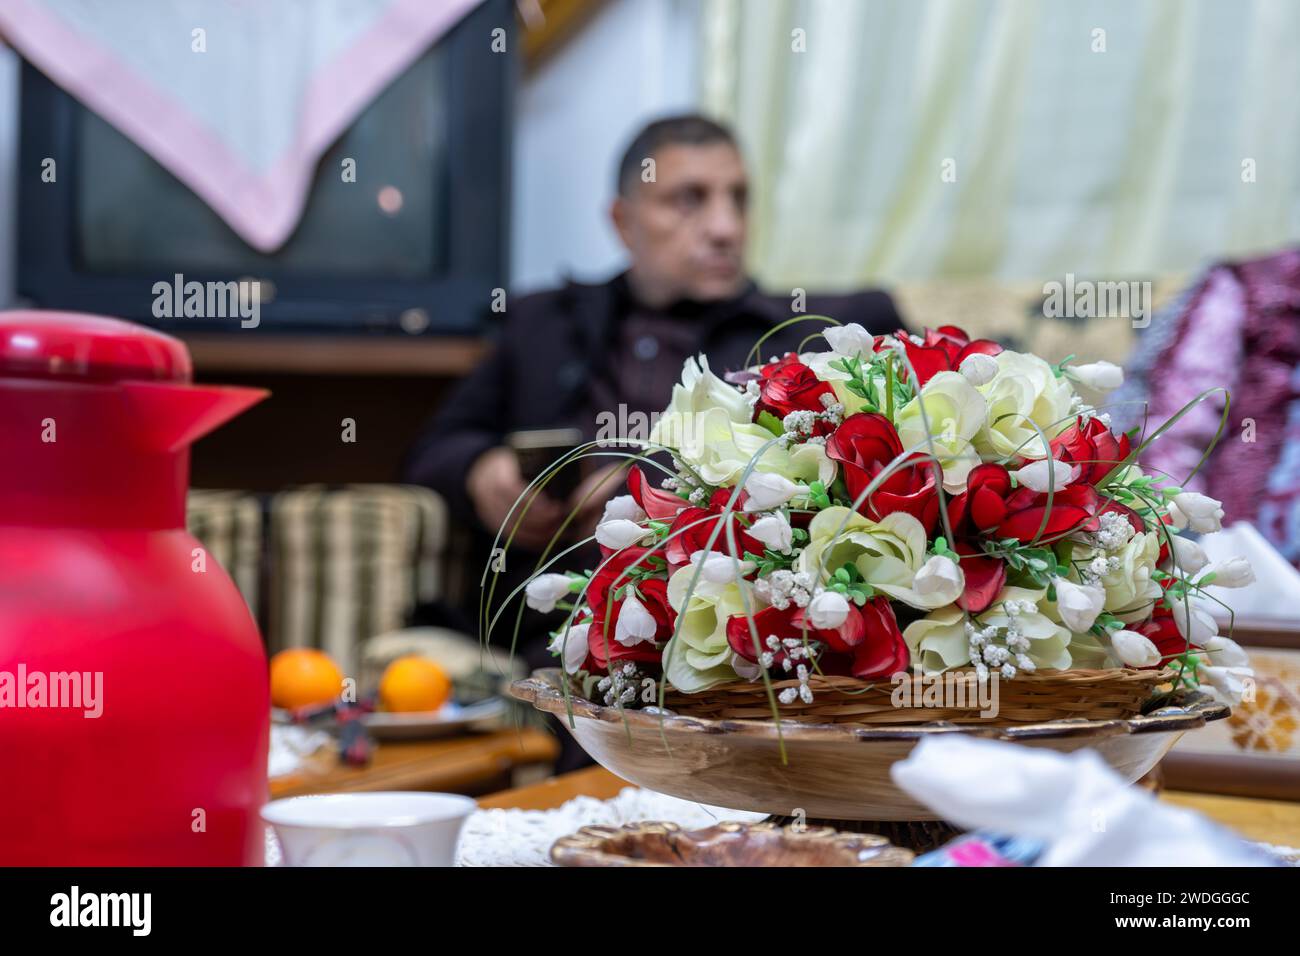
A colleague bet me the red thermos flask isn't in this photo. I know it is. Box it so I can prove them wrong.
[0,311,270,865]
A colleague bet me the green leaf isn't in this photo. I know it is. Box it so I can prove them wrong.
[757,410,785,437]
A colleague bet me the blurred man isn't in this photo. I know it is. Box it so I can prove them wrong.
[405,114,903,654]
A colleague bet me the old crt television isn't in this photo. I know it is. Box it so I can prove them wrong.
[16,0,511,336]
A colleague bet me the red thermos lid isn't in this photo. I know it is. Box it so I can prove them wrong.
[0,311,192,384]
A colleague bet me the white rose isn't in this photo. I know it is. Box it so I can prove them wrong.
[974,350,1076,460]
[1111,628,1161,668]
[595,518,651,551]
[1053,577,1106,633]
[747,511,794,554]
[1202,556,1254,589]
[601,494,646,524]
[807,589,851,629]
[1067,360,1125,391]
[1013,458,1079,493]
[895,371,988,493]
[743,472,805,512]
[822,322,874,358]
[912,555,965,607]
[1170,597,1219,646]
[1168,492,1224,533]
[1167,535,1209,576]
[525,573,572,613]
[614,592,658,647]
[688,549,755,584]
[958,352,999,387]
[548,622,590,674]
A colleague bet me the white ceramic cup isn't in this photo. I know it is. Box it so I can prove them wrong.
[262,791,477,866]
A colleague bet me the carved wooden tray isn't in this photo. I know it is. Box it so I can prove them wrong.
[512,669,1229,821]
[551,820,913,867]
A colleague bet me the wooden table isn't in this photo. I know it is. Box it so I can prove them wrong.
[271,728,559,799]
[480,766,1300,848]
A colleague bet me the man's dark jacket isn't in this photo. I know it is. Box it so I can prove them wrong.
[405,273,906,516]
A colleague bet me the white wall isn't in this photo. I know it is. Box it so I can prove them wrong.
[509,0,701,293]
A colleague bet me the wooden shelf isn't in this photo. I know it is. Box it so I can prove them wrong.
[181,333,489,377]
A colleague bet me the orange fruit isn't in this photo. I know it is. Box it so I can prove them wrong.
[379,656,452,713]
[270,648,344,711]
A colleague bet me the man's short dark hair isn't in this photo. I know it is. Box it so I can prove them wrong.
[616,114,738,197]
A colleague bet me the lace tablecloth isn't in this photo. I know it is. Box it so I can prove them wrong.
[264,787,764,866]
[263,787,1299,867]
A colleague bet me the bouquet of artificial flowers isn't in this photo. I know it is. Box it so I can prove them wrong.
[506,323,1253,720]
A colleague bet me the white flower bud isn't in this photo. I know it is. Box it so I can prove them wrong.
[1068,360,1125,391]
[1168,492,1224,534]
[747,510,794,554]
[548,622,591,674]
[1167,535,1209,575]
[1196,664,1254,706]
[807,589,851,629]
[958,352,999,387]
[688,549,755,584]
[525,573,572,613]
[595,518,651,550]
[913,555,965,606]
[1111,629,1161,668]
[1202,555,1254,589]
[743,472,806,512]
[614,593,658,646]
[1171,597,1219,646]
[731,652,762,682]
[601,494,646,524]
[1201,635,1250,668]
[822,322,874,358]
[1013,458,1079,493]
[1053,577,1106,633]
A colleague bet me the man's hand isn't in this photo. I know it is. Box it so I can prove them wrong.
[466,447,565,551]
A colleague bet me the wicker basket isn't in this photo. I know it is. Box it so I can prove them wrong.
[659,668,1172,726]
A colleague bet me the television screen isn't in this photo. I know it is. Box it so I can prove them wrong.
[19,0,511,335]
[76,49,448,280]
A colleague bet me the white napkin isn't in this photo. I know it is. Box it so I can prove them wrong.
[892,735,1275,866]
[1199,521,1300,618]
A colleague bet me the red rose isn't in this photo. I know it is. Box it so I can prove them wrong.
[586,547,672,670]
[954,542,1006,614]
[839,597,910,680]
[755,354,837,429]
[627,466,687,521]
[826,413,940,532]
[996,481,1101,543]
[725,597,908,682]
[664,488,763,568]
[890,325,1002,388]
[1049,416,1132,485]
[946,462,1013,537]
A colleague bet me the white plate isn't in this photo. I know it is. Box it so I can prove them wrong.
[361,698,507,739]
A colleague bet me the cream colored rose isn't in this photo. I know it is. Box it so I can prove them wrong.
[895,371,987,493]
[1076,531,1162,623]
[974,350,1076,460]
[662,568,757,692]
[901,586,1073,674]
[795,506,954,609]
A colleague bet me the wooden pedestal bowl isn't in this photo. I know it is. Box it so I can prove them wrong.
[512,669,1229,825]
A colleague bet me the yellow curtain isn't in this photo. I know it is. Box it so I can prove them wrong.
[700,0,1300,287]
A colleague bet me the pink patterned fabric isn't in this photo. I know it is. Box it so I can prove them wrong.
[0,0,485,252]
[1142,249,1300,540]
